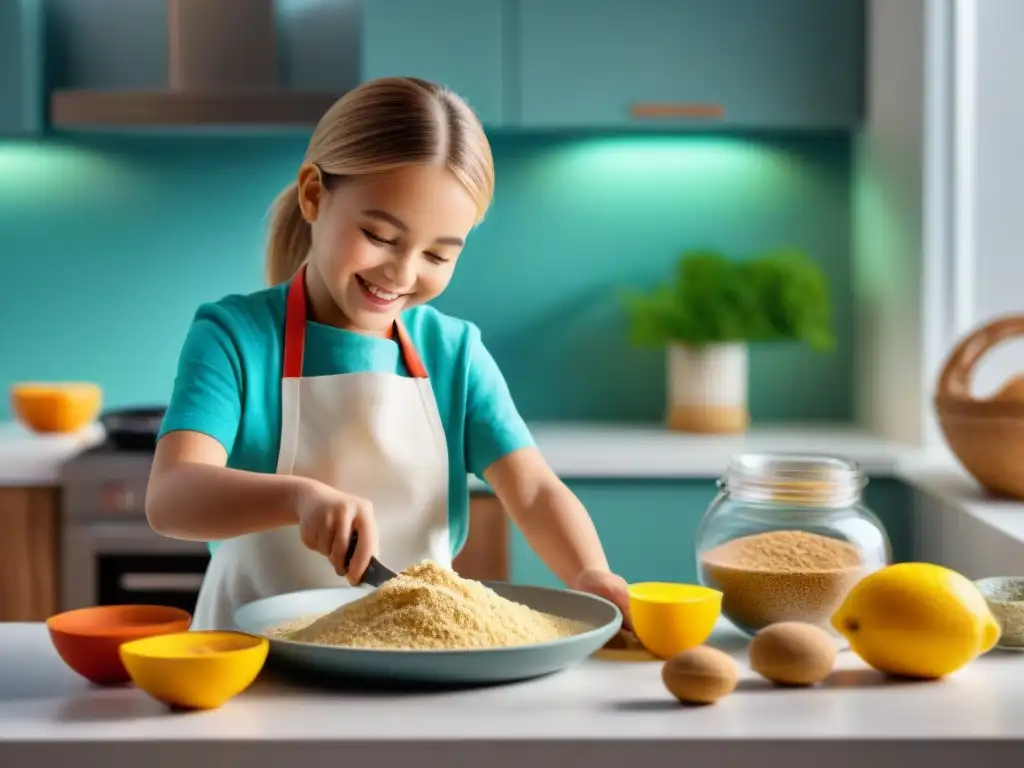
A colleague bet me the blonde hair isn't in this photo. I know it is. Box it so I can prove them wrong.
[265,77,495,285]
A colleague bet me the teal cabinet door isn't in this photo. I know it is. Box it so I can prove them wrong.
[508,478,913,589]
[360,0,506,127]
[862,478,913,567]
[0,0,44,135]
[510,480,719,588]
[515,0,864,130]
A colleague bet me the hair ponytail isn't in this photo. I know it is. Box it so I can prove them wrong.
[265,181,311,285]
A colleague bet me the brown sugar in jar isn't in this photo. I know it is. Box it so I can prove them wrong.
[695,454,891,644]
[700,530,866,634]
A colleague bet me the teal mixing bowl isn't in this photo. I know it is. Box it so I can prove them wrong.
[234,581,622,686]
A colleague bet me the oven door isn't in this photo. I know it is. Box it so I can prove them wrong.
[62,521,211,614]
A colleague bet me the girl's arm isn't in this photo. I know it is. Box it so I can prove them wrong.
[146,430,310,541]
[483,446,610,588]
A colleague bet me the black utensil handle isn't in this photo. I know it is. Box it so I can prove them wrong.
[344,530,360,571]
[343,531,394,587]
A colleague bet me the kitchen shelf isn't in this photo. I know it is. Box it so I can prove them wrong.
[50,89,342,128]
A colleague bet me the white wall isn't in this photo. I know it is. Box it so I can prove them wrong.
[854,0,954,447]
[955,0,1024,398]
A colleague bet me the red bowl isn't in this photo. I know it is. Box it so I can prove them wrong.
[46,605,192,686]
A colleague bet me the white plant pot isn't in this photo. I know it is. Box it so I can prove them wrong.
[666,342,749,434]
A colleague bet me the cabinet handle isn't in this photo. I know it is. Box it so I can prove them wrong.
[120,573,206,591]
[629,102,725,120]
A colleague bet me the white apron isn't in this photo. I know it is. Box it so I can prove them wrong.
[190,264,451,631]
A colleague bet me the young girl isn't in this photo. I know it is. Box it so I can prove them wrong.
[145,76,631,632]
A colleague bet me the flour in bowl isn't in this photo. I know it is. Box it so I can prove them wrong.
[266,561,592,650]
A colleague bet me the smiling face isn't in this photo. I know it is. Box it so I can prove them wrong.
[296,163,479,335]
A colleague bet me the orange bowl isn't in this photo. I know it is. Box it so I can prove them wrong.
[46,605,192,686]
[10,382,103,433]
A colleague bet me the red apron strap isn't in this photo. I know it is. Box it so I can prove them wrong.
[394,321,428,379]
[283,264,427,379]
[283,265,308,379]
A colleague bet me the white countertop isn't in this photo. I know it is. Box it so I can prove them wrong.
[0,419,924,487]
[6,417,1020,558]
[0,619,1020,765]
[521,421,922,476]
[2,421,1023,764]
[0,422,105,485]
[909,464,1024,544]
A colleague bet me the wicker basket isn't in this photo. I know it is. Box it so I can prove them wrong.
[934,315,1024,500]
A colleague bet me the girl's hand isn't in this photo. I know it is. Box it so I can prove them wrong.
[573,567,632,630]
[295,480,379,585]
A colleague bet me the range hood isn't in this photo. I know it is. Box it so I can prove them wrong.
[50,0,342,128]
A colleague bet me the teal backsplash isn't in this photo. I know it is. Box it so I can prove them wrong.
[0,132,854,423]
[510,478,913,587]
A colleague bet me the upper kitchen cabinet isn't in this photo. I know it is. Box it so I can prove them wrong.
[360,0,507,127]
[515,0,865,130]
[0,0,45,136]
[47,0,355,130]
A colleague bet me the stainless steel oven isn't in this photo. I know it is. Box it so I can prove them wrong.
[60,440,210,613]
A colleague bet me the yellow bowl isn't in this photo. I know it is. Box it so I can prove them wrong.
[10,382,102,433]
[119,631,269,710]
[628,582,723,660]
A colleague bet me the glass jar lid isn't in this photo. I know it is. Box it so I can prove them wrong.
[721,453,866,509]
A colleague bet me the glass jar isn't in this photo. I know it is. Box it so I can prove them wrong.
[695,453,891,647]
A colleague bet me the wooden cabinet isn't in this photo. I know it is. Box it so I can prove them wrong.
[454,492,509,581]
[0,0,45,136]
[515,0,864,130]
[0,487,60,622]
[360,0,507,127]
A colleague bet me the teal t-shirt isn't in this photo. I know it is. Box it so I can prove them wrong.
[158,282,535,557]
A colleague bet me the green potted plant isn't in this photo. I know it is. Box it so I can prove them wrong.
[623,248,835,433]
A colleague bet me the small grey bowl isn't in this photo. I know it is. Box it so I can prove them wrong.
[974,576,1024,650]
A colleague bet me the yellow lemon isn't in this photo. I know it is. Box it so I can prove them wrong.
[832,562,1001,679]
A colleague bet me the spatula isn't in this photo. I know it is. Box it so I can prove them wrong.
[343,531,398,587]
